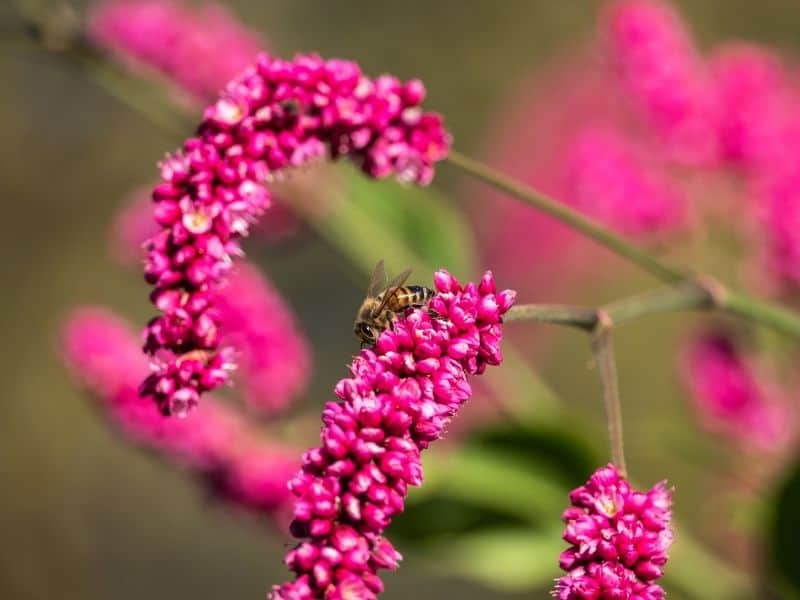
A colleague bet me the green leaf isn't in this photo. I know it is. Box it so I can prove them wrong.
[421,528,563,591]
[340,166,478,277]
[311,165,477,279]
[467,421,600,489]
[415,445,569,526]
[767,458,800,598]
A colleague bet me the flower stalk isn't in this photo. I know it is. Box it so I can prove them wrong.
[591,312,627,477]
[447,149,800,338]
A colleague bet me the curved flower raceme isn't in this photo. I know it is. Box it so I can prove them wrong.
[270,270,514,599]
[554,464,673,600]
[141,53,450,416]
[62,307,298,516]
[602,0,717,166]
[679,330,794,451]
[87,0,264,102]
[110,188,311,415]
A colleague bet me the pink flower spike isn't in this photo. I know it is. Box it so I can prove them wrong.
[602,0,718,166]
[217,263,311,416]
[141,52,450,416]
[87,0,265,103]
[61,307,297,516]
[679,330,795,452]
[270,271,514,599]
[554,464,673,600]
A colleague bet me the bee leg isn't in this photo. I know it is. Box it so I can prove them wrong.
[387,312,397,330]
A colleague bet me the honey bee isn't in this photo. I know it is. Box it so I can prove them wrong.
[354,260,434,347]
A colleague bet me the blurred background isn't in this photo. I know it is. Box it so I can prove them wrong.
[3,0,800,598]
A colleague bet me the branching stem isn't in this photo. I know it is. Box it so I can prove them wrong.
[447,150,800,338]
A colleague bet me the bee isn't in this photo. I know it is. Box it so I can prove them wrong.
[354,260,434,347]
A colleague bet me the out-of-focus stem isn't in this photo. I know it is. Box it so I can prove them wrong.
[447,150,800,338]
[447,150,687,283]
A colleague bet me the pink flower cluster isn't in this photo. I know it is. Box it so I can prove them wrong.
[679,330,795,452]
[87,0,264,102]
[554,464,673,600]
[62,308,298,515]
[141,53,450,416]
[270,270,514,599]
[112,187,310,415]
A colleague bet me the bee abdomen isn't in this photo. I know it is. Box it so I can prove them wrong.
[387,285,435,310]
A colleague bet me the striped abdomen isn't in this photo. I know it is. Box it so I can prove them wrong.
[381,285,434,312]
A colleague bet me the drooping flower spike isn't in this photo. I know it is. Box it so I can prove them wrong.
[679,330,794,451]
[554,464,673,600]
[62,307,298,516]
[87,0,265,103]
[270,270,515,599]
[141,53,451,416]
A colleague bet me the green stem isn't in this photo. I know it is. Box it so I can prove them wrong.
[447,150,800,338]
[505,283,713,477]
[505,281,713,330]
[591,313,627,478]
[446,150,687,283]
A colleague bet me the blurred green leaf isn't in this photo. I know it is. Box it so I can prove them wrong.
[304,163,478,281]
[768,459,800,599]
[340,167,478,277]
[422,528,563,591]
[467,421,599,489]
[415,446,568,525]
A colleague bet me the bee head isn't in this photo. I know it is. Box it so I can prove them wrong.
[355,321,377,347]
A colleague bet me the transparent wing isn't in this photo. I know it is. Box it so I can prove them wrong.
[366,260,388,297]
[374,268,412,315]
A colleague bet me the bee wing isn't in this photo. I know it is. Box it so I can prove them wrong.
[366,260,388,297]
[373,268,412,316]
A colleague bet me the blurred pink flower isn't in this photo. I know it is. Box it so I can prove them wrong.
[271,270,514,599]
[710,44,796,171]
[474,0,800,302]
[759,169,800,289]
[110,186,159,265]
[555,464,673,600]
[218,263,311,416]
[472,47,684,303]
[679,330,795,451]
[62,307,297,515]
[602,0,718,166]
[563,126,685,237]
[87,0,265,102]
